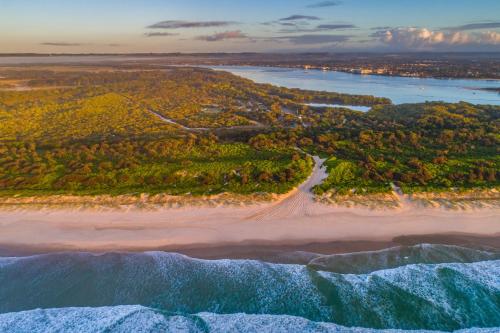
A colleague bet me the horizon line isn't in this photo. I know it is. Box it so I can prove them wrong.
[2,51,500,56]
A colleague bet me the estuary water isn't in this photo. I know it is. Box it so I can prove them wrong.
[305,103,372,112]
[212,66,500,105]
[0,244,499,332]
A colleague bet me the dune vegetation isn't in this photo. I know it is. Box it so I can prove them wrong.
[0,66,498,199]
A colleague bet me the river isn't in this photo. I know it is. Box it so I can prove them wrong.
[212,66,500,105]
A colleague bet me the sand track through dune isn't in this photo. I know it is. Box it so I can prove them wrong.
[246,156,327,221]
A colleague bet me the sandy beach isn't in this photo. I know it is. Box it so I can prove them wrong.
[1,156,499,255]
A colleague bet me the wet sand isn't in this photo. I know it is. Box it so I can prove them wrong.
[1,233,499,261]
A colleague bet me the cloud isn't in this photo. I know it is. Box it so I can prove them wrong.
[144,32,179,37]
[446,22,500,31]
[147,20,236,29]
[279,15,320,21]
[278,23,356,33]
[196,30,248,42]
[476,31,500,44]
[307,1,341,8]
[40,42,125,48]
[317,24,356,30]
[40,42,81,46]
[273,34,350,44]
[371,26,392,30]
[373,27,500,50]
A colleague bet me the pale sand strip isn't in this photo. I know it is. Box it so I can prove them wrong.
[0,156,498,252]
[0,203,498,251]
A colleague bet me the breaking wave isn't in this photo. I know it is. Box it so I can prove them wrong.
[0,244,498,331]
[1,305,499,333]
[307,244,500,274]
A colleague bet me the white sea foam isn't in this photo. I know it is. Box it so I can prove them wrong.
[316,260,500,329]
[0,305,498,333]
[0,249,498,331]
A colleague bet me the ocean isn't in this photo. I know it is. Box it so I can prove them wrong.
[0,244,499,332]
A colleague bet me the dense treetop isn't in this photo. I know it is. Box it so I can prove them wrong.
[0,66,498,197]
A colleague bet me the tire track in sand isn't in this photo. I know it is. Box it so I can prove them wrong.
[245,156,327,222]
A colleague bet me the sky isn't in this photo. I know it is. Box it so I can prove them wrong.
[1,0,499,53]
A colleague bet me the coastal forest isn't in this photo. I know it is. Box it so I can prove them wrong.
[0,66,498,197]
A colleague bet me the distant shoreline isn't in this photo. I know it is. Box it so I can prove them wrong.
[1,53,499,80]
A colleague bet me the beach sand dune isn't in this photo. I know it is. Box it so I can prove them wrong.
[0,157,499,254]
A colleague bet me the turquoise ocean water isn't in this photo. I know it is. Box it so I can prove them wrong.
[0,244,499,332]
